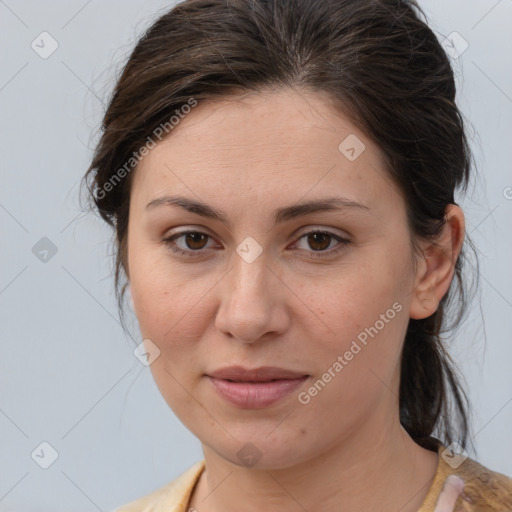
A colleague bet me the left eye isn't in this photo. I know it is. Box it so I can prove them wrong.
[162,230,351,258]
[293,231,347,254]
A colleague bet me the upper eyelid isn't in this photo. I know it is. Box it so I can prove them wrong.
[166,225,349,241]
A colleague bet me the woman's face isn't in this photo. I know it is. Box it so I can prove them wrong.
[127,88,424,469]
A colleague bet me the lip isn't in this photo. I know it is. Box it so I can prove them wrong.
[208,365,307,381]
[206,366,309,409]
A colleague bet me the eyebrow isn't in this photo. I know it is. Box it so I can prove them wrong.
[145,194,370,226]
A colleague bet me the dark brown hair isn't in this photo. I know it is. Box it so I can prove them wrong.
[82,0,479,452]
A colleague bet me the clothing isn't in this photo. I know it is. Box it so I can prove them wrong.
[114,444,512,511]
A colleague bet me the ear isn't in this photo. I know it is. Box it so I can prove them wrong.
[409,204,465,320]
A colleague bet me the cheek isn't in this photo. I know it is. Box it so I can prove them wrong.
[295,293,407,432]
[305,254,411,381]
[129,257,211,416]
[129,239,190,330]
[315,294,406,379]
[129,251,219,375]
[132,276,207,344]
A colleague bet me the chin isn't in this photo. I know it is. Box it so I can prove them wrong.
[202,429,315,471]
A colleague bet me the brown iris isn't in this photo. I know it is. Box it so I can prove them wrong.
[184,232,209,250]
[307,232,331,251]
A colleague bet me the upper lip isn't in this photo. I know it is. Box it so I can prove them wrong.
[207,366,308,382]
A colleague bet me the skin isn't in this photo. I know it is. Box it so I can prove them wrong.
[435,476,465,511]
[126,87,465,512]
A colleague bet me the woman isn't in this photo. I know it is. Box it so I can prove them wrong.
[83,0,512,510]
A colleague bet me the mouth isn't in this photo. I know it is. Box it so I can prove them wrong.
[207,365,308,382]
[223,378,293,382]
[206,366,309,409]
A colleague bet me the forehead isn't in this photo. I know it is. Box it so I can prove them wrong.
[132,88,400,212]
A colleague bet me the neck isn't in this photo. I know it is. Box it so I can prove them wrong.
[189,411,439,512]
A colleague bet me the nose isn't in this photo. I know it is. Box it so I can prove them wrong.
[214,251,290,344]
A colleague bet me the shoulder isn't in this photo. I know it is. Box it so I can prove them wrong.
[420,443,512,512]
[451,454,512,511]
[113,460,205,512]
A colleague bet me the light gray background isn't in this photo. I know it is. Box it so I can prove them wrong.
[0,1,511,511]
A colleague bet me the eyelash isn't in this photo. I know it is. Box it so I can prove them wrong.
[162,229,352,259]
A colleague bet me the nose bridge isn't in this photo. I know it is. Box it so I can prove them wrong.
[228,241,272,307]
[215,240,285,342]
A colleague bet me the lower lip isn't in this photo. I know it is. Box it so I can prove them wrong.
[207,376,309,409]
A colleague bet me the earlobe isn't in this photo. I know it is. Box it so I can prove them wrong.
[409,282,439,320]
[409,204,465,320]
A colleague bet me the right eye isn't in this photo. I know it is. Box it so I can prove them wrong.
[162,230,217,257]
